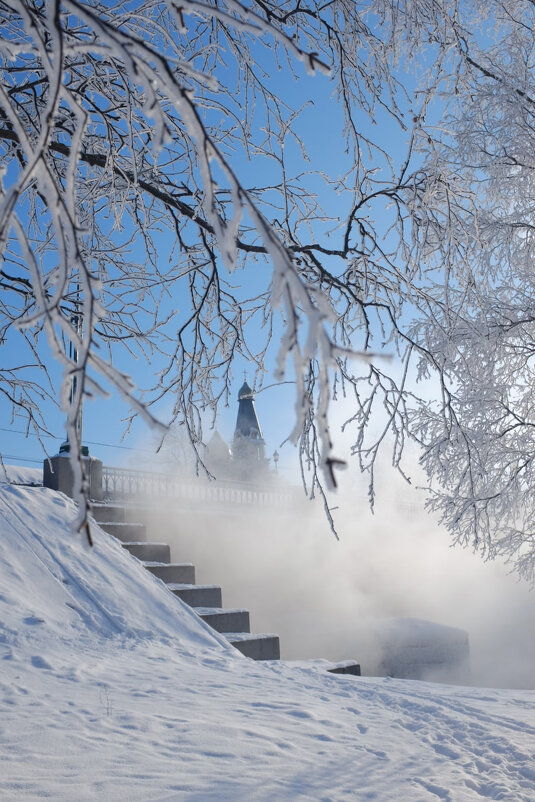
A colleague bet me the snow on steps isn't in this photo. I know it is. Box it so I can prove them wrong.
[183,606,281,660]
[94,508,281,662]
[286,659,361,676]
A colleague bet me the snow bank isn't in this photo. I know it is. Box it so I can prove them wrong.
[1,481,534,801]
[0,463,42,485]
[0,483,231,653]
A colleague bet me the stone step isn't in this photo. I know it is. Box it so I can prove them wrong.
[168,583,222,608]
[103,508,282,663]
[285,659,362,676]
[100,522,147,542]
[90,504,126,523]
[226,633,280,661]
[121,542,171,563]
[326,661,361,677]
[194,607,250,634]
[144,562,196,584]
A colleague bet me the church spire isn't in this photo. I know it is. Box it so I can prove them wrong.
[233,381,266,471]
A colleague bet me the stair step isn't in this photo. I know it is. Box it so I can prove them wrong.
[168,583,222,608]
[326,661,361,677]
[226,633,280,661]
[194,607,250,634]
[144,562,196,584]
[285,659,361,677]
[100,522,147,542]
[106,509,281,662]
[90,504,126,523]
[121,542,170,563]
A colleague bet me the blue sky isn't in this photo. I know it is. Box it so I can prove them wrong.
[0,7,431,483]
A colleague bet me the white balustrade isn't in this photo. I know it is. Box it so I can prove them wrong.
[101,465,293,509]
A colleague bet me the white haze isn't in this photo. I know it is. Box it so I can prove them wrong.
[135,458,535,690]
[112,391,535,690]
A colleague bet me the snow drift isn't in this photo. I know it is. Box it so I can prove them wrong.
[1,477,534,801]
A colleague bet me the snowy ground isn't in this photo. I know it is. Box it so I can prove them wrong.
[1,475,534,801]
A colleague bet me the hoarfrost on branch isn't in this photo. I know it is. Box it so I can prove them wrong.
[1,0,535,580]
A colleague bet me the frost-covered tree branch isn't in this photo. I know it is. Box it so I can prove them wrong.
[406,0,535,582]
[2,0,535,578]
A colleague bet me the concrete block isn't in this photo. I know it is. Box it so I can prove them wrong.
[89,504,126,523]
[373,617,471,683]
[168,584,222,608]
[327,662,361,676]
[195,608,250,634]
[228,633,280,661]
[121,542,170,563]
[100,522,147,542]
[43,454,102,501]
[144,563,196,584]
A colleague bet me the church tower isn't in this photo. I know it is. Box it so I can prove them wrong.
[232,381,267,476]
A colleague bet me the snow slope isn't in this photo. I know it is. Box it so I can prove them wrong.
[1,479,534,801]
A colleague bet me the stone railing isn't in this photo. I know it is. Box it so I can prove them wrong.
[101,465,293,509]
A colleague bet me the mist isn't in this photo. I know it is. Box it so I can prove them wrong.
[132,463,535,690]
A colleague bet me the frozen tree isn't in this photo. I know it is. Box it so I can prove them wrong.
[407,0,535,582]
[1,0,534,573]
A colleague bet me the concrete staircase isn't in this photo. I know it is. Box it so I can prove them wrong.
[90,503,280,661]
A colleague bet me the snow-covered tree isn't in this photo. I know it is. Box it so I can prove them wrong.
[408,1,535,582]
[1,0,534,577]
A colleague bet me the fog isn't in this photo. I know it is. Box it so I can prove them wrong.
[132,464,535,690]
